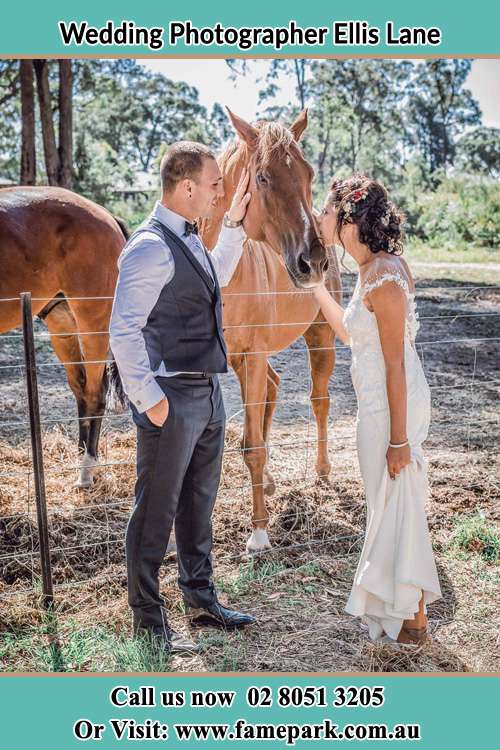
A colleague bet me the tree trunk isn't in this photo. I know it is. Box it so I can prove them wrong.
[317,120,332,188]
[294,60,307,109]
[58,60,73,189]
[20,61,36,185]
[33,59,60,185]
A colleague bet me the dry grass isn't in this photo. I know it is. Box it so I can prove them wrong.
[0,420,498,674]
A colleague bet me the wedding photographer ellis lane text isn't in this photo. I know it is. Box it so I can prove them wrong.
[57,19,442,53]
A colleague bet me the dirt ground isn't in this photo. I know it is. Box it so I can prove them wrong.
[0,271,498,672]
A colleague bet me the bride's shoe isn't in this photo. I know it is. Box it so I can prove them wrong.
[396,592,430,645]
[396,625,429,645]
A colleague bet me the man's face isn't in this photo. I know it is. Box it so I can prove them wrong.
[188,157,224,219]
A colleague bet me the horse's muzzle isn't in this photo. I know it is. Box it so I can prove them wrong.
[285,242,329,289]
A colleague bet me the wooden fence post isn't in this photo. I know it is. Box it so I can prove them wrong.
[20,292,53,608]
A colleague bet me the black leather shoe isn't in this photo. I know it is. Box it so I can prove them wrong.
[135,624,200,655]
[186,601,256,629]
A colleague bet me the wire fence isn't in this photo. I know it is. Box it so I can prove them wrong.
[0,277,499,610]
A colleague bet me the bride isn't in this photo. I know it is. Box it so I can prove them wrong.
[314,175,442,644]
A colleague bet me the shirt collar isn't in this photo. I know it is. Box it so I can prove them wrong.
[152,201,190,239]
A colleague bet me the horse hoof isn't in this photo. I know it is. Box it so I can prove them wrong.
[76,454,98,489]
[246,529,271,553]
[75,476,93,489]
[315,474,331,488]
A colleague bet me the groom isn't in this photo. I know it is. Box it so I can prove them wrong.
[110,141,255,654]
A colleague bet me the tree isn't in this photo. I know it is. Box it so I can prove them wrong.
[33,60,60,185]
[456,127,500,179]
[0,61,21,182]
[28,60,75,188]
[58,60,73,188]
[406,60,481,175]
[70,61,213,202]
[73,61,208,172]
[306,60,413,189]
[20,61,36,184]
[258,59,311,109]
[207,103,234,148]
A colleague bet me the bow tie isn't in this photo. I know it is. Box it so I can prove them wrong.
[184,220,198,237]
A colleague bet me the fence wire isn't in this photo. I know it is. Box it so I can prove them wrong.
[0,281,498,605]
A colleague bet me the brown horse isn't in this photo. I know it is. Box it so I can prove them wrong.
[202,109,342,552]
[0,186,127,486]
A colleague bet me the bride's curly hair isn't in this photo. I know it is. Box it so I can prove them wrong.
[327,175,405,255]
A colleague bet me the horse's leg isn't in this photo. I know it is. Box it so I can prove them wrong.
[41,301,96,487]
[232,353,271,552]
[65,299,112,488]
[261,363,281,497]
[303,312,336,484]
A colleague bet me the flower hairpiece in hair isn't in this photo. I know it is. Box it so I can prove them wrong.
[381,207,391,227]
[342,187,368,221]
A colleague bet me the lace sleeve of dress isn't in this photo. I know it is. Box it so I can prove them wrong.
[360,258,411,299]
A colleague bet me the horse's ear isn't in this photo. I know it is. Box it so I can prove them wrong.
[226,108,259,149]
[290,108,308,141]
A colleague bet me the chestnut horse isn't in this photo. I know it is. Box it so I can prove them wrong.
[0,187,127,486]
[202,109,342,552]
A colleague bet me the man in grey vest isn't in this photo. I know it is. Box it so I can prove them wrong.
[110,142,255,654]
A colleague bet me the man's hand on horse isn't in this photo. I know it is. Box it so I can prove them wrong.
[146,397,169,427]
[227,168,251,223]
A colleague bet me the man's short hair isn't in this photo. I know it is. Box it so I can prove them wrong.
[160,141,216,194]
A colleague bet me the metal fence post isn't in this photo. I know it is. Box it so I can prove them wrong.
[20,292,54,608]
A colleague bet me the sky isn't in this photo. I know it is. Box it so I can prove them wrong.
[140,58,500,128]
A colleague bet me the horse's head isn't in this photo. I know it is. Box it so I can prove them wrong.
[222,109,328,288]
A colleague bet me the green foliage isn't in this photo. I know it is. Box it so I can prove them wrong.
[71,60,215,206]
[216,558,288,597]
[73,131,134,205]
[2,58,497,252]
[108,197,151,232]
[406,60,480,174]
[404,174,500,248]
[0,616,173,672]
[0,60,20,180]
[456,127,500,179]
[448,515,500,565]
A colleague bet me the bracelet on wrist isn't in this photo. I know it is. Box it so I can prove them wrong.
[223,213,243,228]
[389,440,409,449]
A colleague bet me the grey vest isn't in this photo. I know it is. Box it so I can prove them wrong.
[130,217,228,375]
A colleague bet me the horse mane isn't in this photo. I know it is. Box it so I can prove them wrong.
[219,120,296,171]
[254,120,295,168]
[218,139,240,172]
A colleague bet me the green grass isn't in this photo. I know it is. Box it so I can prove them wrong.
[447,515,500,565]
[0,613,172,672]
[406,240,499,266]
[338,241,499,283]
[198,630,249,672]
[216,559,322,598]
[215,559,288,597]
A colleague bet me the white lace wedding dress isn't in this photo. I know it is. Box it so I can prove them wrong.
[343,256,442,640]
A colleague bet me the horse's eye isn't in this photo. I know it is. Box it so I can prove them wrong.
[256,173,268,186]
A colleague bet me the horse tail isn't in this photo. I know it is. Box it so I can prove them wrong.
[113,215,130,242]
[106,352,128,411]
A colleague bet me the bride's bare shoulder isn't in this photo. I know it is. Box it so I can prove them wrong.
[361,253,412,286]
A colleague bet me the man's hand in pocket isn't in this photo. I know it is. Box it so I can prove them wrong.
[146,396,169,427]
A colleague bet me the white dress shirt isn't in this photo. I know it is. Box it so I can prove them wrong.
[109,202,245,412]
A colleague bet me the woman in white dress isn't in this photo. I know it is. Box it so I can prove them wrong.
[313,176,442,644]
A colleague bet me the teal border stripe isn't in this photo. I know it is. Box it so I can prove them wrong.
[1,0,500,56]
[0,674,498,748]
